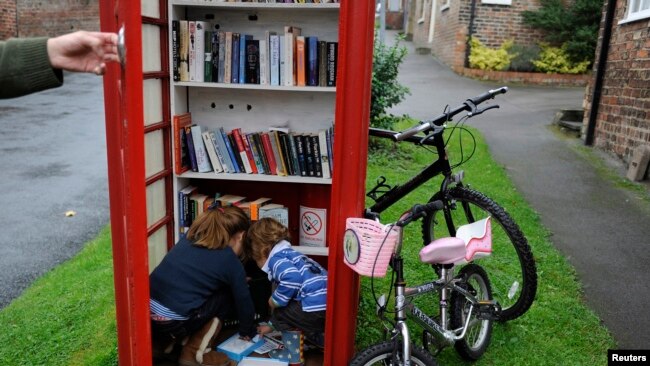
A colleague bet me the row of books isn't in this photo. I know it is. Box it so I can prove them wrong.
[172,21,338,87]
[177,188,289,234]
[173,113,334,179]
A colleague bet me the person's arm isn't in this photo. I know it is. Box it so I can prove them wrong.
[269,256,301,308]
[228,260,257,338]
[0,37,63,99]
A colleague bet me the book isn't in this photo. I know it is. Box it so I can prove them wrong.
[232,128,254,174]
[318,129,330,178]
[268,130,287,176]
[188,21,197,81]
[204,30,213,82]
[259,39,268,85]
[326,125,333,176]
[326,41,338,86]
[217,334,264,362]
[252,133,271,174]
[179,185,198,233]
[287,132,301,177]
[190,193,209,220]
[318,40,327,86]
[245,39,260,84]
[301,133,315,176]
[260,132,278,175]
[249,197,272,221]
[231,32,240,84]
[283,26,302,86]
[220,127,240,173]
[240,132,260,174]
[306,36,319,86]
[309,133,322,177]
[190,125,213,173]
[295,36,306,86]
[209,130,231,173]
[217,31,226,83]
[195,21,207,82]
[278,132,295,176]
[228,132,246,172]
[259,204,289,226]
[211,31,220,82]
[293,133,307,176]
[225,31,233,84]
[278,35,285,86]
[202,130,224,173]
[270,34,280,86]
[179,20,190,81]
[173,113,192,174]
[299,205,327,247]
[184,125,198,172]
[172,20,180,82]
[218,194,247,207]
[239,34,252,83]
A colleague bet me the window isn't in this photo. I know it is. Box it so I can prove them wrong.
[441,0,450,11]
[418,0,428,24]
[621,0,650,23]
[481,0,512,5]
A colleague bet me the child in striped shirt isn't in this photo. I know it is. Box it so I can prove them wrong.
[246,217,327,356]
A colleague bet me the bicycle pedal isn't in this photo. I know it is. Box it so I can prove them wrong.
[477,300,501,320]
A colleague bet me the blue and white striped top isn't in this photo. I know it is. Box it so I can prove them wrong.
[262,241,328,312]
[150,298,189,320]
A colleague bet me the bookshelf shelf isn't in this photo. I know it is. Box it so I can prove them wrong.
[171,1,340,11]
[174,81,335,93]
[179,171,332,184]
[294,246,328,256]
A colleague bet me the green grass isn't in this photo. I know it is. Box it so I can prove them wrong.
[0,125,616,365]
[0,226,118,366]
[355,124,616,365]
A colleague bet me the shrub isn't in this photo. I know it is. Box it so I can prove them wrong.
[533,43,591,74]
[371,34,410,130]
[508,44,541,72]
[468,37,516,71]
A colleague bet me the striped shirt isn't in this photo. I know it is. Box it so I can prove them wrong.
[150,298,188,321]
[262,241,328,312]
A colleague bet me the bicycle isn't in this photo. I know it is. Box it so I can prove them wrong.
[346,201,501,365]
[365,87,537,323]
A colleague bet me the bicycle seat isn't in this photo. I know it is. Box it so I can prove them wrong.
[419,217,492,265]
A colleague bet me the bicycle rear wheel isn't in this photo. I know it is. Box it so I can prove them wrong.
[350,341,438,366]
[421,186,537,321]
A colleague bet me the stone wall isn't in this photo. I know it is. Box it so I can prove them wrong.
[583,2,650,163]
[0,1,17,39]
[15,0,99,38]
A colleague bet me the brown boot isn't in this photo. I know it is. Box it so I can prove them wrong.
[178,317,231,366]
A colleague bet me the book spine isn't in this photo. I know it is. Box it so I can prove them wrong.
[188,21,196,81]
[184,126,198,172]
[209,130,231,173]
[326,125,333,176]
[252,133,271,174]
[318,129,330,178]
[296,36,306,86]
[294,133,307,176]
[307,36,319,86]
[287,132,301,177]
[202,131,223,173]
[326,42,338,87]
[245,39,260,84]
[204,31,212,82]
[278,133,295,175]
[195,21,206,83]
[318,40,327,86]
[231,32,240,84]
[269,131,288,176]
[191,125,213,173]
[224,32,233,84]
[246,133,265,174]
[178,189,185,233]
[172,20,180,82]
[270,35,280,86]
[211,31,219,82]
[220,127,240,173]
[309,134,322,177]
[228,132,245,172]
[302,134,314,176]
[179,20,189,82]
[213,129,233,173]
[283,30,293,86]
[232,128,254,173]
[239,35,249,84]
[259,39,268,85]
[261,133,278,175]
[218,31,226,83]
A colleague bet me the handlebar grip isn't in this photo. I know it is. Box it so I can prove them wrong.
[392,122,430,142]
[468,86,508,105]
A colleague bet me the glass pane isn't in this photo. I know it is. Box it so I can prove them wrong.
[145,130,165,178]
[148,227,168,272]
[146,179,166,227]
[143,79,163,126]
[142,24,162,73]
[641,0,650,11]
[142,0,161,19]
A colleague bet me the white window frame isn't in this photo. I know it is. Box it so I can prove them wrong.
[440,0,450,12]
[481,0,511,4]
[418,0,428,24]
[620,0,650,24]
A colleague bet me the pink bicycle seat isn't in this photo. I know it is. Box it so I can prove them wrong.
[419,217,492,265]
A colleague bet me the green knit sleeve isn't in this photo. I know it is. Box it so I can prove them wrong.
[0,37,63,99]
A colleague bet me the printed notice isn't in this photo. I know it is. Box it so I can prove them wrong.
[299,206,327,247]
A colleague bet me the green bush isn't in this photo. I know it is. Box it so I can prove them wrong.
[533,43,591,74]
[508,44,541,72]
[522,0,601,66]
[371,34,410,130]
[468,37,516,71]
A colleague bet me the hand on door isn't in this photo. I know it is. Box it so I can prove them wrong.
[47,31,119,75]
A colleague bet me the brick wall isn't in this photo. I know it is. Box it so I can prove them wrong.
[16,0,99,38]
[583,2,650,163]
[0,0,17,39]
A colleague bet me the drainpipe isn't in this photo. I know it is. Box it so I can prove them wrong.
[464,0,478,68]
[585,0,617,146]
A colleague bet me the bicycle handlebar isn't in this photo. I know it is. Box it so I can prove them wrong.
[392,86,508,142]
[397,200,444,227]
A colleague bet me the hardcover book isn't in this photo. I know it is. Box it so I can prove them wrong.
[245,39,260,84]
[173,113,192,174]
[172,20,180,82]
[188,21,197,81]
[179,20,190,81]
[184,125,198,172]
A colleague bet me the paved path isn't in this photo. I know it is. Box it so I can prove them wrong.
[388,32,650,349]
[0,73,110,309]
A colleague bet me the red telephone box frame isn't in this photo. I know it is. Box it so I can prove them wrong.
[100,1,376,365]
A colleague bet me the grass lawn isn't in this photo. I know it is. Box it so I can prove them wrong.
[0,126,615,365]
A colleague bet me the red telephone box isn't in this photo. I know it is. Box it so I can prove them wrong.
[100,1,375,365]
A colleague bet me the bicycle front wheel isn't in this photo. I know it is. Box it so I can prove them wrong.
[350,341,438,366]
[421,186,537,321]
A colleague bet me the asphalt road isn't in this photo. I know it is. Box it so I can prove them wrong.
[389,33,650,349]
[0,73,110,309]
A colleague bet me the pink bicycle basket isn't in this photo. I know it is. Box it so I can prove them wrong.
[343,218,400,277]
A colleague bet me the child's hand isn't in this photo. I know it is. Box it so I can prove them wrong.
[257,324,272,335]
[239,335,251,342]
[268,297,276,309]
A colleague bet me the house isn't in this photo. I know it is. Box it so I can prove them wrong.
[0,0,99,39]
[404,0,545,71]
[582,0,650,169]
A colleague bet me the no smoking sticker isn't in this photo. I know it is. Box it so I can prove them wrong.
[299,206,327,247]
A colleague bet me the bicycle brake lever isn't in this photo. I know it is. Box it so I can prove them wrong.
[468,104,499,117]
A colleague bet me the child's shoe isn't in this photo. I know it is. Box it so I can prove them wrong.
[269,329,304,366]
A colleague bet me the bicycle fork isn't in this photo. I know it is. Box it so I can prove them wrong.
[393,257,412,366]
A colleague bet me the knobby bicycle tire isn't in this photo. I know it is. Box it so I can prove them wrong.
[349,340,438,366]
[421,186,537,321]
